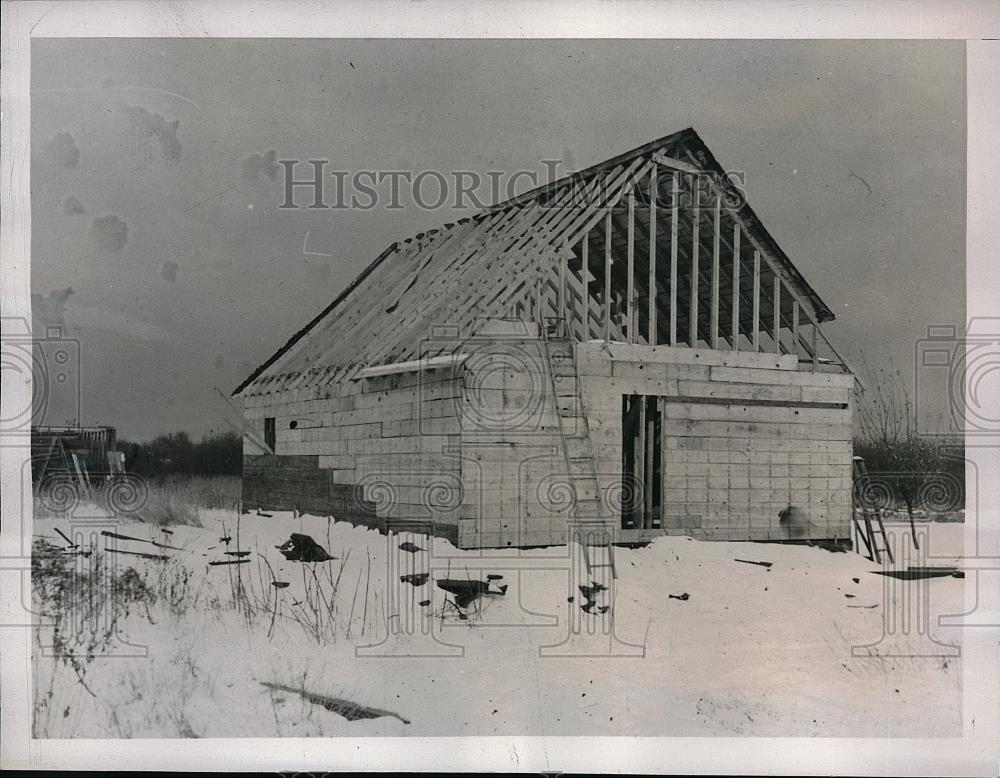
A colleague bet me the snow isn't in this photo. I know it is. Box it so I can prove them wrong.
[32,509,963,738]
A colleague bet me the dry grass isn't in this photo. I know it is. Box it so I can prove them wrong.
[33,474,241,526]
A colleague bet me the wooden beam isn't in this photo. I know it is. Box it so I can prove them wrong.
[645,409,655,530]
[575,237,585,338]
[670,173,679,346]
[731,221,740,350]
[689,178,700,348]
[659,396,667,530]
[752,249,761,352]
[627,190,636,343]
[679,148,825,325]
[811,320,818,367]
[710,196,721,349]
[792,301,800,360]
[637,398,646,528]
[604,208,612,342]
[558,242,567,328]
[651,151,702,175]
[772,274,781,354]
[648,169,658,345]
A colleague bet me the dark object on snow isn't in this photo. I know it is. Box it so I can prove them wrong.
[161,528,174,535]
[398,541,422,553]
[845,594,856,599]
[873,567,963,581]
[220,535,232,544]
[735,558,773,568]
[260,682,410,724]
[436,578,507,608]
[668,592,690,601]
[401,572,429,586]
[276,533,335,562]
[578,582,607,600]
[852,577,860,584]
[209,558,250,566]
[107,547,168,561]
[487,574,504,581]
[101,529,181,551]
[272,581,290,589]
[225,550,251,557]
[567,596,574,603]
[257,510,273,517]
[55,528,78,548]
[581,602,610,615]
[419,599,431,607]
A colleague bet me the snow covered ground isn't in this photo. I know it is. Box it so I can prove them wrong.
[31,509,964,738]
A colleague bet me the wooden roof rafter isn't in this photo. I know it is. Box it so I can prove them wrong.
[235,128,842,397]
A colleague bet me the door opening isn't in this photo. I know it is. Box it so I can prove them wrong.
[621,394,663,530]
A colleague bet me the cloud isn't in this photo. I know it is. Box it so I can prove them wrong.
[31,287,75,329]
[45,131,79,169]
[91,215,128,253]
[62,196,85,216]
[160,261,179,283]
[122,104,181,161]
[242,149,279,180]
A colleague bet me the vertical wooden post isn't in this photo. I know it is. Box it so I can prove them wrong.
[637,398,646,528]
[710,196,721,349]
[659,396,667,530]
[792,301,800,361]
[670,173,679,346]
[689,176,700,348]
[580,235,589,339]
[772,275,781,353]
[812,320,819,367]
[731,221,740,351]
[558,247,567,330]
[752,249,761,352]
[645,409,655,529]
[626,190,636,343]
[648,169,658,345]
[604,208,612,342]
[538,270,545,327]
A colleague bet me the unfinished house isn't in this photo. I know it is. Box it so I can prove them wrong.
[234,127,856,549]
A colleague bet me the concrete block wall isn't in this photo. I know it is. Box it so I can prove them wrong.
[576,341,855,542]
[241,366,464,541]
[455,331,572,549]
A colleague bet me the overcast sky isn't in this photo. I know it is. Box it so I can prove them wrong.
[31,39,965,441]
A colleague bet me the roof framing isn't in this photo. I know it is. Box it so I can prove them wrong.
[234,128,839,397]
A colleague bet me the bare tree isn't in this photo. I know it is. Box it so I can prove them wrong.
[855,360,947,550]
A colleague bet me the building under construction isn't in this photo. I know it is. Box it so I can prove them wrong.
[235,127,855,549]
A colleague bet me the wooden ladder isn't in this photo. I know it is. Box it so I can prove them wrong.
[852,456,894,565]
[542,325,618,579]
[581,537,618,580]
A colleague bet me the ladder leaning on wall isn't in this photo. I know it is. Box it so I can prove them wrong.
[851,455,894,565]
[542,316,618,580]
